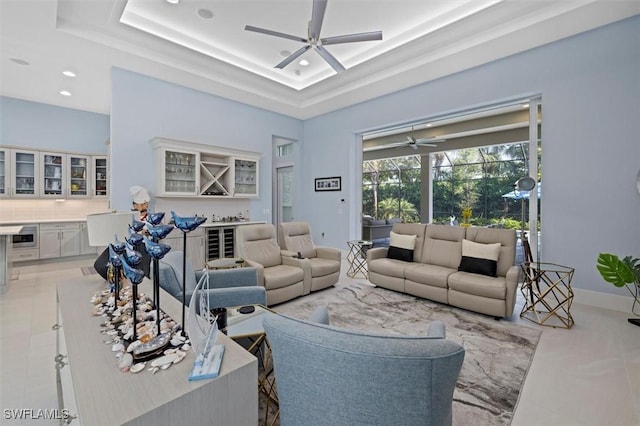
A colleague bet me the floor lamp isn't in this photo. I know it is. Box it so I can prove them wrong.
[514,176,536,264]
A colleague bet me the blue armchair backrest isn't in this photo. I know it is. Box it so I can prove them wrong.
[263,314,465,426]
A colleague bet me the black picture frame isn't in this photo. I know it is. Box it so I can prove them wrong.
[315,176,341,192]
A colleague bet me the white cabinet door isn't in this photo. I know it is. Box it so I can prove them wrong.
[92,156,108,197]
[40,152,65,197]
[232,158,259,197]
[39,223,81,259]
[67,154,90,198]
[39,229,62,259]
[156,148,200,196]
[164,228,205,270]
[11,149,38,197]
[0,148,9,198]
[60,227,80,257]
[79,222,96,255]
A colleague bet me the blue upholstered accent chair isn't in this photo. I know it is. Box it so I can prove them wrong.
[263,308,465,426]
[157,251,266,309]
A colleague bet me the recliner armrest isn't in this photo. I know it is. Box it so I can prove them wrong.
[315,246,342,262]
[281,249,298,258]
[367,247,388,262]
[282,256,312,295]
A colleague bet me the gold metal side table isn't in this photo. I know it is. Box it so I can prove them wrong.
[520,262,575,329]
[346,240,373,279]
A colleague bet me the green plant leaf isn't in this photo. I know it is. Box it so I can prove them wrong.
[596,253,635,287]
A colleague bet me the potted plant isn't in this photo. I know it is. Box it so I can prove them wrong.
[596,253,640,327]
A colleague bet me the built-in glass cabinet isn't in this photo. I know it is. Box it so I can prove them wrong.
[0,149,7,197]
[93,156,108,197]
[1,146,108,199]
[12,149,38,197]
[151,138,260,198]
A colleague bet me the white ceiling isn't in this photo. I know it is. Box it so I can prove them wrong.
[1,0,639,120]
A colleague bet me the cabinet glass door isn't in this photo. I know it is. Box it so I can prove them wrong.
[164,150,197,194]
[13,150,37,196]
[41,153,64,196]
[93,156,108,197]
[68,155,89,197]
[0,149,6,196]
[233,158,258,196]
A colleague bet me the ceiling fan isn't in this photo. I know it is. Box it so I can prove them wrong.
[364,126,446,152]
[244,0,382,73]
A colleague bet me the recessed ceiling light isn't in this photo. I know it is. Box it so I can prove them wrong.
[295,70,301,76]
[59,90,72,97]
[426,123,432,127]
[197,8,214,19]
[166,0,179,4]
[522,104,530,108]
[280,50,291,57]
[10,58,30,66]
[62,70,76,77]
[299,59,309,66]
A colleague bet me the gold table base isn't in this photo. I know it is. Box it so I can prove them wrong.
[520,262,575,329]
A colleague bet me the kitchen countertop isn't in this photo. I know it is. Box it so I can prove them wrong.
[0,218,88,226]
[0,219,265,227]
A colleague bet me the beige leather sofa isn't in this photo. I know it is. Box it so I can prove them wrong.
[367,223,519,318]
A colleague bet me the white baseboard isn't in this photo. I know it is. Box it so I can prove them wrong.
[573,288,636,313]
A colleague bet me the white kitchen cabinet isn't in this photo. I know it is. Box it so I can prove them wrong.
[154,146,200,197]
[40,152,65,197]
[39,223,80,259]
[232,157,258,197]
[0,148,9,198]
[92,155,108,197]
[150,138,260,198]
[67,154,90,198]
[164,227,206,270]
[79,222,96,255]
[10,148,38,197]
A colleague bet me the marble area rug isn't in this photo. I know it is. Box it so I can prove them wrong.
[271,282,542,426]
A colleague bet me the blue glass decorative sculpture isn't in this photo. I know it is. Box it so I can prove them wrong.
[146,210,165,226]
[143,235,172,260]
[170,211,208,332]
[111,235,126,255]
[126,226,144,247]
[171,211,207,232]
[131,217,146,233]
[120,255,145,285]
[124,241,142,265]
[145,223,174,240]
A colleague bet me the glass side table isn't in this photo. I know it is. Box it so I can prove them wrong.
[346,240,373,279]
[520,262,575,329]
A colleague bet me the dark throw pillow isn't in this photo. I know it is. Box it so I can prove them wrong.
[458,239,501,277]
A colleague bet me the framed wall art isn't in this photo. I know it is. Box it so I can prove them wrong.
[315,176,341,192]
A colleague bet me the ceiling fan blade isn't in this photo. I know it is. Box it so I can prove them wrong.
[245,25,307,43]
[321,31,383,45]
[363,142,407,152]
[415,138,446,143]
[276,45,312,69]
[315,45,345,72]
[309,0,328,40]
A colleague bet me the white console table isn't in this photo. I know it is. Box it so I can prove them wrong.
[56,275,258,425]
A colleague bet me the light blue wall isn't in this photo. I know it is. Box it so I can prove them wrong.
[0,96,109,153]
[301,15,640,296]
[110,68,303,218]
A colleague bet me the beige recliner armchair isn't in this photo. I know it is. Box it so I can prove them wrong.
[236,224,309,306]
[278,221,341,292]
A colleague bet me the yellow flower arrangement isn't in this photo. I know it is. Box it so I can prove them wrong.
[461,207,472,228]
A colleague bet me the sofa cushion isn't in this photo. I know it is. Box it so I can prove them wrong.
[368,258,407,279]
[448,271,507,300]
[465,227,517,277]
[420,224,465,269]
[391,223,427,261]
[458,239,501,277]
[387,231,417,262]
[405,263,455,288]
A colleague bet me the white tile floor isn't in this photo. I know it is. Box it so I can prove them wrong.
[1,257,638,425]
